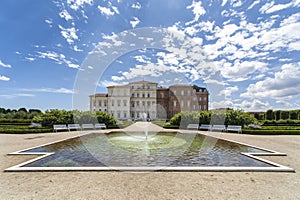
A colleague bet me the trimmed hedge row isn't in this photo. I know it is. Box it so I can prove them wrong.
[0,127,53,134]
[262,120,300,126]
[0,118,32,124]
[241,129,300,135]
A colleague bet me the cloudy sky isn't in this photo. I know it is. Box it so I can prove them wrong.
[0,0,300,111]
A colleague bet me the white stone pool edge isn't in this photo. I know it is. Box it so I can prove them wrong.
[4,129,295,172]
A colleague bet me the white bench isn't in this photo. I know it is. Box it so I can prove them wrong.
[187,124,199,130]
[211,125,226,132]
[226,125,242,133]
[53,124,68,132]
[67,124,82,131]
[82,123,95,130]
[199,124,212,130]
[94,123,106,129]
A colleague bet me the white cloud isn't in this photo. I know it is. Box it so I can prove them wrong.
[131,2,141,9]
[186,1,206,24]
[21,88,74,94]
[98,5,118,17]
[25,57,36,61]
[230,0,243,7]
[239,99,271,111]
[280,13,300,26]
[248,0,260,9]
[0,93,35,99]
[66,0,93,11]
[241,62,300,99]
[0,75,10,81]
[133,55,150,64]
[130,17,140,28]
[58,25,78,44]
[219,60,268,81]
[59,10,73,21]
[221,0,228,7]
[37,51,80,69]
[0,60,12,68]
[219,86,239,97]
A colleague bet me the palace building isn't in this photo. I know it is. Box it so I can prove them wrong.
[90,81,209,120]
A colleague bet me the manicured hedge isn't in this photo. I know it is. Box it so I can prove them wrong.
[0,127,53,134]
[241,129,300,135]
[0,118,32,124]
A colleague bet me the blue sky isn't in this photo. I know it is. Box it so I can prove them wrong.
[0,0,300,111]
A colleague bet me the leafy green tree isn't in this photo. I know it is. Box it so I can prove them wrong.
[265,109,274,120]
[280,110,289,120]
[290,110,298,120]
[274,110,281,120]
[95,111,116,126]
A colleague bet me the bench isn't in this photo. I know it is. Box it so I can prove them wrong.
[187,124,199,130]
[94,123,106,129]
[53,124,68,132]
[199,124,212,130]
[211,125,226,132]
[81,123,95,130]
[226,125,242,133]
[67,124,82,131]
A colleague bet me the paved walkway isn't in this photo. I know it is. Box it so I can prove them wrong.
[123,122,164,132]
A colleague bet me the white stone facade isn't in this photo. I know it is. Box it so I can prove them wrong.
[90,81,157,120]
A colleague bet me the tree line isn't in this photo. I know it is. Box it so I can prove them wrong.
[169,110,257,128]
[0,107,42,119]
[253,109,300,121]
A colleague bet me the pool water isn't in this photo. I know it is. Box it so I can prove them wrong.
[22,132,274,168]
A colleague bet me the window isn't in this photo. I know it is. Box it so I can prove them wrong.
[112,100,114,106]
[199,105,202,110]
[199,97,202,101]
[98,100,101,107]
[181,101,184,107]
[117,113,120,118]
[174,90,176,95]
[142,101,145,106]
[174,101,177,107]
[132,102,134,107]
[142,93,145,98]
[193,97,196,101]
[104,101,107,106]
[181,90,184,95]
[193,105,196,110]
[160,92,163,98]
[123,100,127,106]
[117,100,121,107]
[187,100,190,107]
[204,105,207,110]
[137,93,139,97]
[124,112,127,118]
[188,90,191,95]
[204,97,207,101]
[147,93,150,98]
[132,93,134,97]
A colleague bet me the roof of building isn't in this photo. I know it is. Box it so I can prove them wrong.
[89,93,108,97]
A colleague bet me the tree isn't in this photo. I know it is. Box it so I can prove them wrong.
[280,110,289,120]
[290,110,298,120]
[265,109,274,120]
[274,110,281,120]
